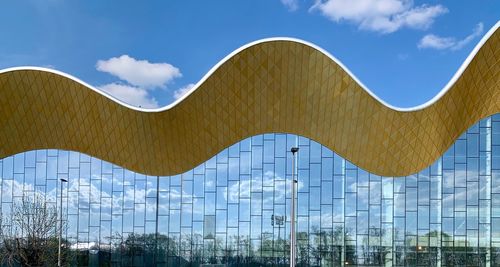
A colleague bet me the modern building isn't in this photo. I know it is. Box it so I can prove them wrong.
[0,25,498,266]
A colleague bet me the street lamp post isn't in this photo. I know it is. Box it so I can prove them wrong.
[275,215,284,245]
[290,147,299,267]
[58,178,68,267]
[272,214,285,264]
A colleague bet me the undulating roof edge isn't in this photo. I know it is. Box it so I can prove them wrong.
[0,21,499,177]
[1,21,499,112]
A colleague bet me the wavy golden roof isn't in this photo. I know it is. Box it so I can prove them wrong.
[0,25,499,176]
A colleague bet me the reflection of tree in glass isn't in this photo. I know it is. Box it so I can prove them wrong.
[76,227,496,265]
[0,195,69,267]
[111,233,178,266]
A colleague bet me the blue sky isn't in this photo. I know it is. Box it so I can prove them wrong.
[1,1,498,108]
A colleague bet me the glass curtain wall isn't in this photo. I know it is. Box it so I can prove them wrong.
[0,114,499,266]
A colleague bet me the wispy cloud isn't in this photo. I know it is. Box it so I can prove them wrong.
[96,55,181,88]
[173,83,196,100]
[97,83,159,108]
[281,0,299,11]
[418,22,484,51]
[310,0,447,33]
[397,53,409,61]
[42,64,56,69]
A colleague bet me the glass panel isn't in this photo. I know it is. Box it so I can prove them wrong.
[0,115,495,265]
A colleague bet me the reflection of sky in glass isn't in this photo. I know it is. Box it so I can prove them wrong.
[0,114,499,265]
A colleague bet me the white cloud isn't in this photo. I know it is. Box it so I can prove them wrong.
[96,55,181,88]
[97,83,159,108]
[418,23,484,50]
[173,83,196,100]
[281,0,299,11]
[95,55,185,108]
[311,0,447,33]
[418,34,454,49]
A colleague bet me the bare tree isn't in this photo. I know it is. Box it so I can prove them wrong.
[0,195,67,267]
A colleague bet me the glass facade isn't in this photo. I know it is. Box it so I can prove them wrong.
[0,114,499,266]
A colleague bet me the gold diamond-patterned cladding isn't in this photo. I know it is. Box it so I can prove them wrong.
[0,30,499,177]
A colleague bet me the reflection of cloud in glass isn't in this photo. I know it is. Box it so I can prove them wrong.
[0,114,497,264]
[226,170,304,208]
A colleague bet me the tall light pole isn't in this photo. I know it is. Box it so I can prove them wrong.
[290,147,299,267]
[58,178,68,267]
